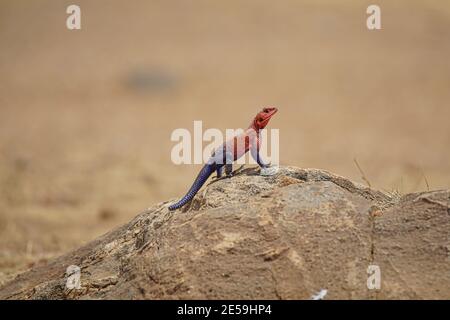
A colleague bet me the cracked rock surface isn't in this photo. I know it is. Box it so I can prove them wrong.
[0,166,448,299]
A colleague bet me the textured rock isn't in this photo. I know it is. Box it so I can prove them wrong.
[0,166,448,299]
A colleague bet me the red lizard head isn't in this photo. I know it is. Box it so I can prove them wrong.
[252,107,278,130]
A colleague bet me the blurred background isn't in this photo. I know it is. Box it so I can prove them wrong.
[0,0,449,284]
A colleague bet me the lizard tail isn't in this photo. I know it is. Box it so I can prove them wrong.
[168,164,216,211]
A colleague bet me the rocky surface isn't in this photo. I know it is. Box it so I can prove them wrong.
[0,166,448,299]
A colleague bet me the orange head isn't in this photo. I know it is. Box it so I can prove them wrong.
[252,107,278,130]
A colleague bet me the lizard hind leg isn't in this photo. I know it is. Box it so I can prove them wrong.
[216,166,223,178]
[224,151,234,177]
[210,149,224,179]
[225,163,233,177]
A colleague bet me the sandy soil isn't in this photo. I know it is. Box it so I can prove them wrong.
[1,0,449,284]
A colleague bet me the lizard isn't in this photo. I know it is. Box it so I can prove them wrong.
[168,107,278,211]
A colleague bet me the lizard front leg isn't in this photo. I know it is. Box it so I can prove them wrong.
[249,136,278,176]
[250,140,270,168]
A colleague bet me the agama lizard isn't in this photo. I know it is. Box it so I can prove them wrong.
[168,107,278,211]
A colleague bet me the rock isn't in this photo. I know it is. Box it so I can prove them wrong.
[0,166,448,299]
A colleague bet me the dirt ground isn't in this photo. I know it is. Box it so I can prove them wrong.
[1,0,449,285]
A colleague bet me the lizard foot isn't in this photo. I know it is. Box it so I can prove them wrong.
[260,165,279,176]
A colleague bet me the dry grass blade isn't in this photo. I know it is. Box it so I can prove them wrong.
[353,158,371,188]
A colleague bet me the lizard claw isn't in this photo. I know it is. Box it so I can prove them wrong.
[261,165,279,176]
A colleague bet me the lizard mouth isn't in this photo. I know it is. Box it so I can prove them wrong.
[258,107,278,128]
